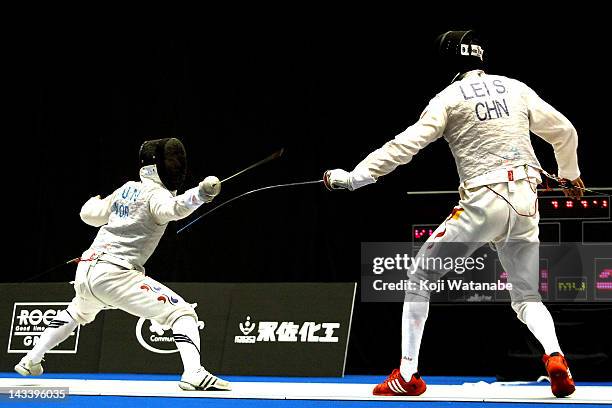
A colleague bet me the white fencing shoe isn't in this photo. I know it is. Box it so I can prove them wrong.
[14,356,44,376]
[179,366,231,391]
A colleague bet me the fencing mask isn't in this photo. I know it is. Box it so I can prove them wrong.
[435,30,485,81]
[139,138,187,191]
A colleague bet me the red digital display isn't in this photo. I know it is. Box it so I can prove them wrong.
[413,227,434,241]
[595,259,612,300]
[498,268,548,295]
[540,196,610,219]
[597,269,612,291]
[550,199,607,209]
[540,269,549,294]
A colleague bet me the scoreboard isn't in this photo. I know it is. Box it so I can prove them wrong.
[538,196,609,220]
[411,194,611,243]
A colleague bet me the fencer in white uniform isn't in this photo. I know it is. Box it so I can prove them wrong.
[15,138,231,391]
[324,31,582,398]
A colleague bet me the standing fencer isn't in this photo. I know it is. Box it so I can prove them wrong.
[15,138,231,391]
[324,31,582,398]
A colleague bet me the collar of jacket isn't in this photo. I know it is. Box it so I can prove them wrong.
[139,165,177,196]
[462,69,485,79]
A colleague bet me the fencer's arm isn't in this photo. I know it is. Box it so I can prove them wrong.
[80,194,113,227]
[524,86,580,181]
[149,188,206,225]
[348,100,448,189]
[150,177,221,225]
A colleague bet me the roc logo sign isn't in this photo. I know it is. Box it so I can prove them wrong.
[7,303,80,354]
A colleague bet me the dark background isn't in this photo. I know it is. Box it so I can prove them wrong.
[10,12,611,378]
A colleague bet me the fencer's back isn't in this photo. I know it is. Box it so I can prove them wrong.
[438,71,542,183]
[88,180,168,272]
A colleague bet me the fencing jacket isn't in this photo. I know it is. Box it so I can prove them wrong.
[79,165,205,272]
[350,70,580,189]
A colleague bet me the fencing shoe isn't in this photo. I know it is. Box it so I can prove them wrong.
[14,356,44,376]
[543,352,575,397]
[373,368,426,396]
[179,366,231,391]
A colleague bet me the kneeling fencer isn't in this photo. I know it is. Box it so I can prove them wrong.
[15,138,231,391]
[324,31,582,398]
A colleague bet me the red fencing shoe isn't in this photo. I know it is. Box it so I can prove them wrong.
[543,352,575,397]
[373,369,426,396]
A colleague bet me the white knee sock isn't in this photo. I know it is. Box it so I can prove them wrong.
[516,302,562,355]
[172,316,202,372]
[400,301,429,380]
[28,310,78,363]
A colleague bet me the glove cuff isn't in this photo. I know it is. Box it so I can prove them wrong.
[181,186,209,207]
[350,166,376,190]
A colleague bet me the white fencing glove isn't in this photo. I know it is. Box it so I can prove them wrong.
[323,169,353,191]
[198,176,221,202]
[323,167,377,191]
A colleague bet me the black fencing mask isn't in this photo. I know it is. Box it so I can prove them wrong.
[139,138,187,191]
[435,30,485,82]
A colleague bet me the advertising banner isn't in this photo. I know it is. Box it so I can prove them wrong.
[0,283,103,373]
[0,282,356,377]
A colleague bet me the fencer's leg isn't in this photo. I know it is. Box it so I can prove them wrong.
[373,293,429,396]
[396,186,498,382]
[499,208,562,356]
[90,271,230,391]
[501,180,574,397]
[16,260,106,376]
[400,300,430,380]
[29,310,79,361]
[511,301,562,355]
[15,310,78,376]
[172,315,202,372]
[512,301,575,397]
[173,314,231,391]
